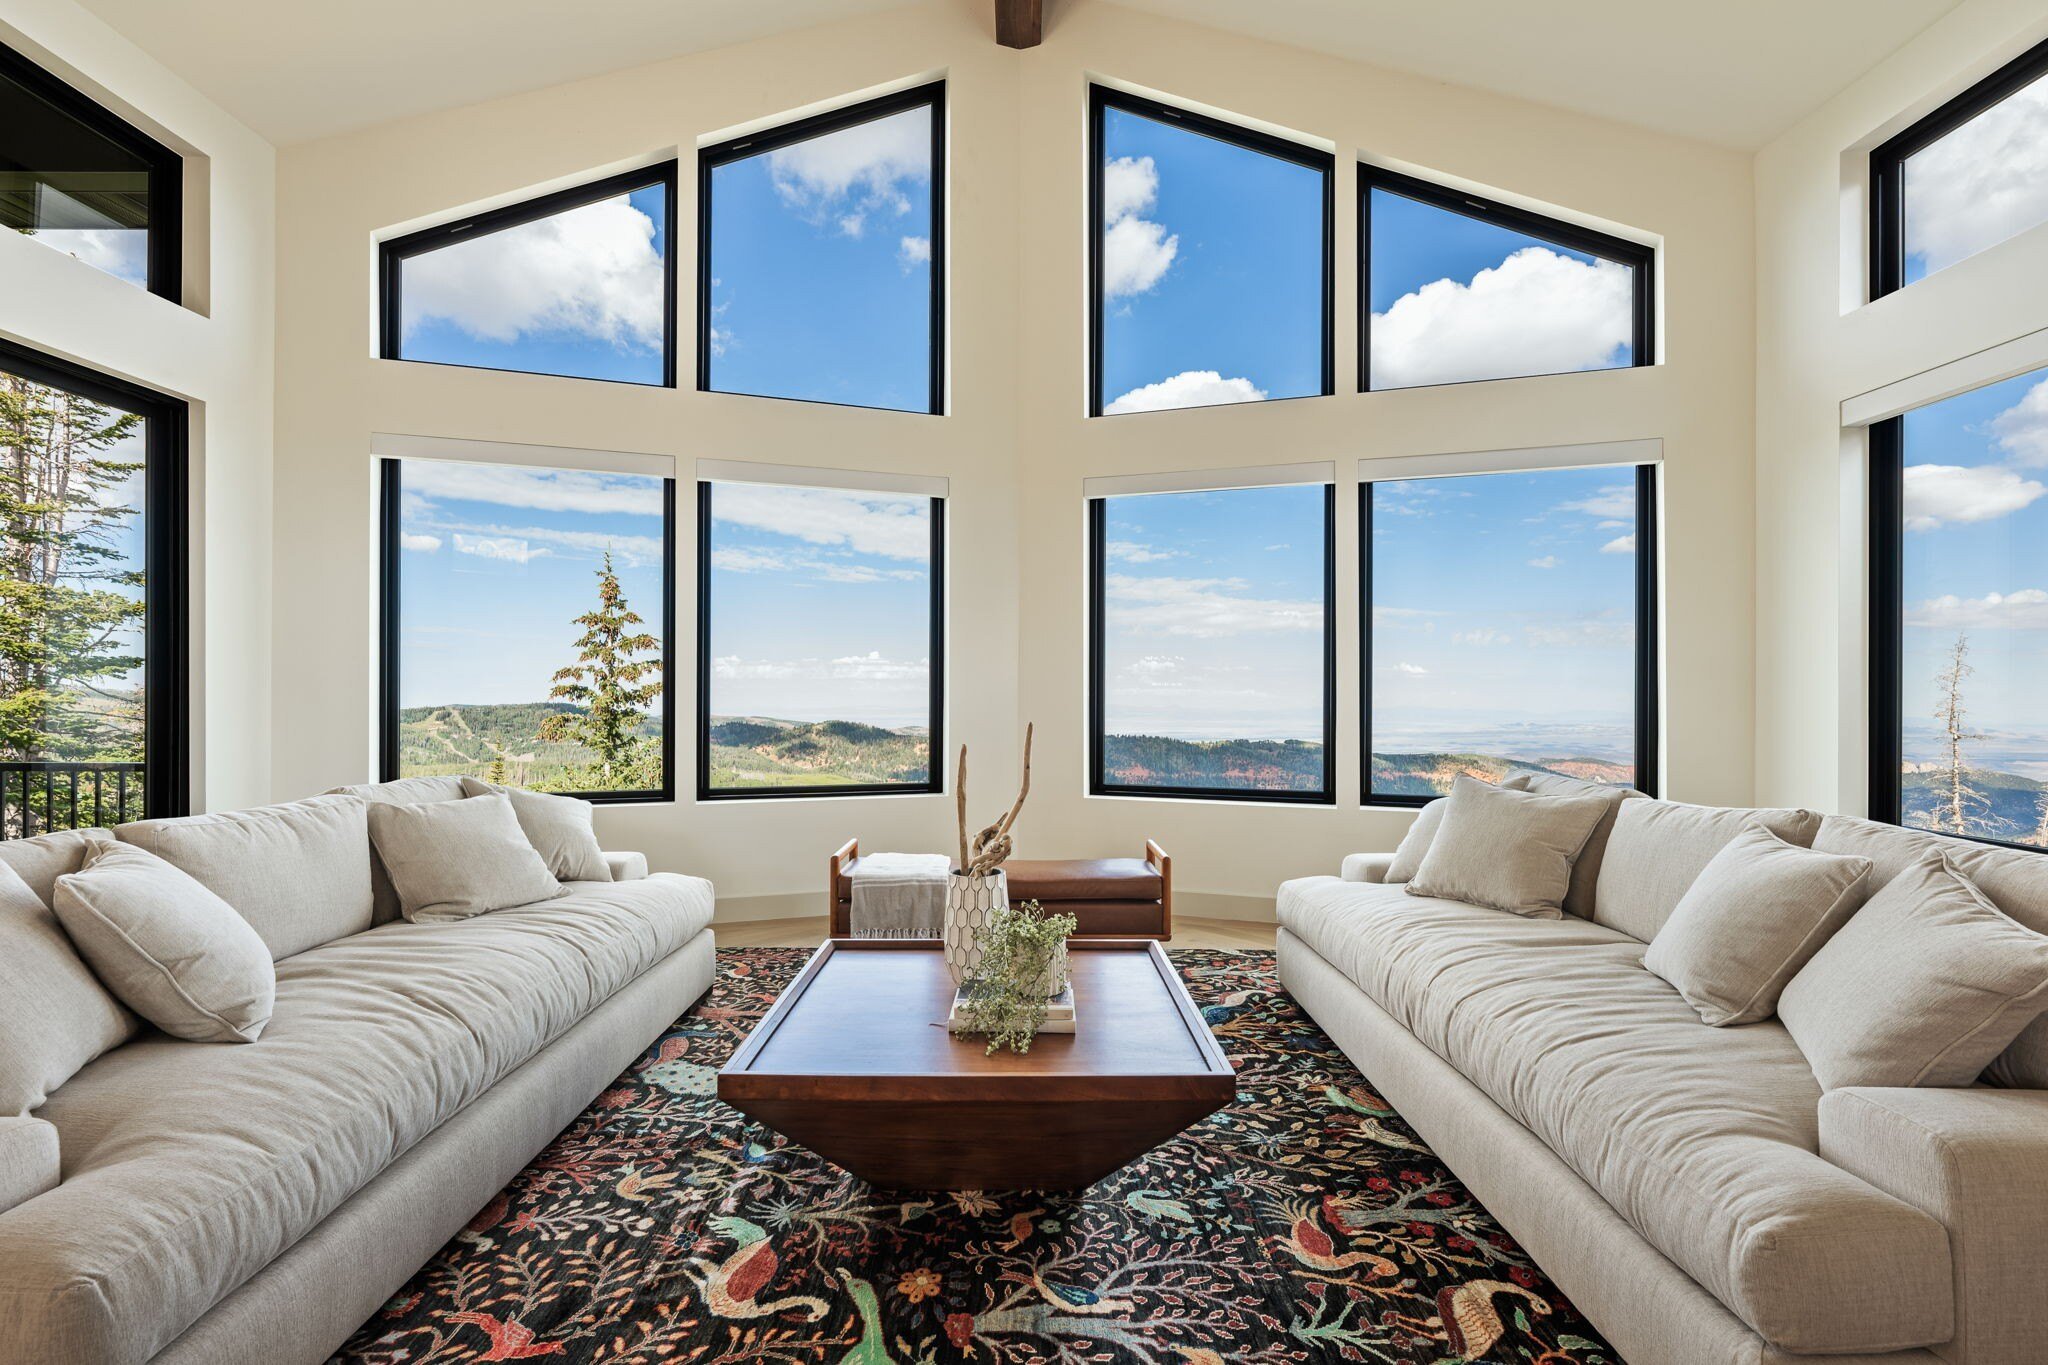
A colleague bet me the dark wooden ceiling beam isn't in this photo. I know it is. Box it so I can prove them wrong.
[995,0,1043,49]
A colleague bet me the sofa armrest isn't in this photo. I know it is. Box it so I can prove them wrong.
[0,1117,59,1216]
[604,851,649,882]
[1340,853,1395,884]
[1820,1086,2048,1365]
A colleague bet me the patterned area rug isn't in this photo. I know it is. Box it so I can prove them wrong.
[334,948,1617,1364]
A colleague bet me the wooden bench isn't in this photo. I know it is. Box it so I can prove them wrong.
[829,839,1172,940]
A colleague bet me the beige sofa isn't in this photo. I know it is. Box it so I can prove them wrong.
[1278,800,2048,1365]
[0,777,716,1365]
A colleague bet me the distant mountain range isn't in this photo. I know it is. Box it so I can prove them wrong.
[708,716,929,789]
[1102,734,1634,795]
[397,702,657,790]
[1901,763,2048,846]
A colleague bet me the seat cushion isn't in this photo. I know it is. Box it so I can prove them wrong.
[1002,858,1161,902]
[0,873,713,1365]
[1276,875,1955,1355]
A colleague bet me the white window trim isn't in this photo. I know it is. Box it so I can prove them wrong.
[1358,438,1661,485]
[1084,460,1335,500]
[371,432,673,480]
[695,457,945,498]
[1841,323,2048,428]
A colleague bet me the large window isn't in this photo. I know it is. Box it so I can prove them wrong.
[0,338,186,835]
[379,458,674,801]
[1871,366,2048,850]
[1872,37,2048,297]
[1,40,181,299]
[378,164,677,386]
[1090,88,1332,417]
[698,478,943,798]
[699,84,944,414]
[1364,464,1657,804]
[1089,481,1334,801]
[1362,166,1652,391]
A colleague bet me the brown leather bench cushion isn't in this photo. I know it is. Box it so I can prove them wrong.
[1003,858,1162,902]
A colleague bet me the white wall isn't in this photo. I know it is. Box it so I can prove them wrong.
[270,0,1757,920]
[0,0,275,811]
[1754,0,2048,812]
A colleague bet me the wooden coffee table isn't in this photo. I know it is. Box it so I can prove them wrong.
[718,939,1236,1190]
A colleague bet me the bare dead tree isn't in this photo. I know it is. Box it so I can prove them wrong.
[2031,793,2048,851]
[1931,631,1988,837]
[954,723,1033,877]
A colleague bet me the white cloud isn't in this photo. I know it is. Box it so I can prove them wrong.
[1903,463,2047,531]
[402,195,662,350]
[1904,588,2048,631]
[401,462,662,518]
[1387,661,1428,676]
[710,484,931,560]
[1600,534,1636,554]
[1105,370,1267,415]
[1555,483,1636,520]
[1106,540,1180,564]
[1373,606,1442,629]
[711,652,928,681]
[1371,246,1633,389]
[25,227,149,288]
[1991,375,2048,467]
[454,533,549,564]
[1125,655,1185,682]
[899,235,931,270]
[1902,77,2048,276]
[1101,155,1178,298]
[768,107,929,238]
[1528,555,1559,569]
[420,518,661,567]
[1106,573,1320,638]
[710,547,786,573]
[1454,628,1511,646]
[1525,617,1634,648]
[399,532,443,553]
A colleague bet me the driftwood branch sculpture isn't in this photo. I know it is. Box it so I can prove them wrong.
[955,723,1033,878]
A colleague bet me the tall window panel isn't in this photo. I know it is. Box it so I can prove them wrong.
[1872,366,2048,849]
[1089,482,1334,801]
[698,480,943,798]
[1,338,187,835]
[380,459,674,801]
[1362,166,1652,391]
[1090,88,1332,417]
[379,165,677,386]
[1,41,181,299]
[700,85,944,414]
[1873,37,2048,296]
[1364,465,1657,803]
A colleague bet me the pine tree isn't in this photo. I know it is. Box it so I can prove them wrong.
[1930,631,1986,837]
[486,752,507,786]
[539,551,663,790]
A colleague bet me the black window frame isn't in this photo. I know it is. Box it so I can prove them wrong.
[1359,164,1655,393]
[1086,483,1337,804]
[694,478,946,801]
[1871,35,2048,300]
[1,39,183,303]
[1088,85,1336,419]
[0,335,189,818]
[1360,464,1661,807]
[697,82,947,416]
[377,161,680,388]
[376,459,678,804]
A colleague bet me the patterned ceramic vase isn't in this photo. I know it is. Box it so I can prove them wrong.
[943,868,1008,985]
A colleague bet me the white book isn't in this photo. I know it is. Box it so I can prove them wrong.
[948,982,1077,1033]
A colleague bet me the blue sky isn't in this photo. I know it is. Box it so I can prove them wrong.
[1098,107,1324,414]
[706,482,932,726]
[1901,71,2048,286]
[1100,485,1326,740]
[395,462,666,711]
[1898,365,2048,776]
[1371,466,1638,769]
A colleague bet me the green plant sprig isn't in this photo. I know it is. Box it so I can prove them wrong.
[956,899,1078,1055]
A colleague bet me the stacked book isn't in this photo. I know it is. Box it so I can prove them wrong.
[947,982,1076,1034]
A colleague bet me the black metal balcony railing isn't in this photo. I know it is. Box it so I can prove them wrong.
[0,761,146,839]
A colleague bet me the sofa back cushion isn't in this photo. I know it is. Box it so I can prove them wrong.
[0,861,136,1114]
[0,828,111,909]
[1500,770,1644,918]
[1593,799,1824,943]
[366,793,563,922]
[327,777,470,924]
[1813,814,2048,1088]
[459,777,610,882]
[115,795,373,961]
[1405,776,1613,918]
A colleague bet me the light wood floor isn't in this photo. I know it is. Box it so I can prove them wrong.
[713,914,1277,950]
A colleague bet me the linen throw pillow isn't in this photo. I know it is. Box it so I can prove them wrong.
[52,841,274,1044]
[1383,798,1447,884]
[1644,823,1873,1026]
[459,777,611,882]
[0,861,137,1112]
[1500,771,1643,919]
[1405,776,1613,918]
[367,793,563,923]
[1778,852,2048,1090]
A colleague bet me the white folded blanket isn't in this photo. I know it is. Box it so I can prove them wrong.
[850,852,950,938]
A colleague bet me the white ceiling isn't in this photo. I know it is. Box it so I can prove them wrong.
[73,0,1962,149]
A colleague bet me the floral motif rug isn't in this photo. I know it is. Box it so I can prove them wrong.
[334,948,1617,1364]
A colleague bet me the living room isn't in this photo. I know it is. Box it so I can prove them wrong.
[2,0,2045,1360]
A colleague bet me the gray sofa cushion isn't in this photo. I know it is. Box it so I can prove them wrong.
[116,796,373,961]
[0,861,136,1115]
[0,873,714,1365]
[327,777,470,925]
[1382,797,1445,884]
[460,778,610,882]
[1276,875,1955,1354]
[0,1118,58,1217]
[1406,776,1612,918]
[0,827,111,908]
[1500,770,1644,918]
[367,794,563,922]
[1812,814,2048,1089]
[1592,799,1824,942]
